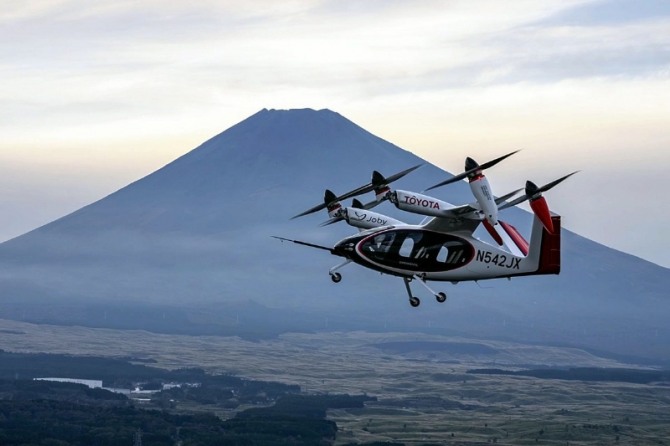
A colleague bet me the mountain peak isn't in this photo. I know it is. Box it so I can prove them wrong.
[193,107,367,159]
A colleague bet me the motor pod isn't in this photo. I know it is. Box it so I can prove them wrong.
[526,180,554,233]
[392,190,453,217]
[469,176,498,225]
[344,208,400,230]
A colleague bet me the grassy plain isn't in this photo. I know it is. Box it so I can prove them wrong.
[0,318,668,445]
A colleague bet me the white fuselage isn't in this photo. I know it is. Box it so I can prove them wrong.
[333,213,553,282]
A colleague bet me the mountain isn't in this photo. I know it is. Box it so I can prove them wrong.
[0,108,668,362]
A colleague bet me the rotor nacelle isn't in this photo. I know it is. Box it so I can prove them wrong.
[339,207,401,230]
[391,190,455,218]
[526,180,554,234]
[468,175,498,226]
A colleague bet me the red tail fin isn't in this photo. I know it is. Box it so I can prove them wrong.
[536,215,561,274]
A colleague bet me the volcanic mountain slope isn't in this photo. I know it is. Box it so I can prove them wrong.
[0,108,668,361]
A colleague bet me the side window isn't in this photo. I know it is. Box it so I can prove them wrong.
[436,245,449,263]
[398,232,423,258]
[435,242,466,265]
[399,236,414,257]
[447,249,464,264]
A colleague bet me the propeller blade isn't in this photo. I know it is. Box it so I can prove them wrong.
[498,195,528,211]
[320,216,343,227]
[495,188,523,205]
[535,170,579,194]
[360,196,387,210]
[498,171,579,210]
[292,164,422,219]
[338,163,423,201]
[291,202,329,219]
[424,171,469,191]
[479,149,521,170]
[379,163,423,185]
[290,190,338,219]
[425,150,520,191]
[335,184,376,202]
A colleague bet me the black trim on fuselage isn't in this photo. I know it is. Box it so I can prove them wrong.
[334,227,475,278]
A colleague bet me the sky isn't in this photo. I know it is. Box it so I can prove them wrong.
[1,0,669,267]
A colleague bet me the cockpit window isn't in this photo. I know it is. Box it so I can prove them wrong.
[367,232,396,254]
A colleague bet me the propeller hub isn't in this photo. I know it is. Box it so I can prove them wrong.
[324,189,338,205]
[465,157,479,172]
[371,171,386,186]
[525,180,541,199]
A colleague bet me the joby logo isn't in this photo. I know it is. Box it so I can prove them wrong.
[353,212,387,225]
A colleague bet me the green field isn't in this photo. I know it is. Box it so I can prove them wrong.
[1,318,668,445]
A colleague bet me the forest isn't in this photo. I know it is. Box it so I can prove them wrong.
[0,350,375,445]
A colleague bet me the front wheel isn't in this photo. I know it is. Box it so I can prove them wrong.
[436,292,447,303]
[409,296,420,307]
[330,272,342,283]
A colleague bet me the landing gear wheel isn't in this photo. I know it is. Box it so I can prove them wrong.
[330,272,342,283]
[409,296,421,307]
[436,292,447,303]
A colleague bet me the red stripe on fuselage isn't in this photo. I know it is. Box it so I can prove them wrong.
[499,221,529,256]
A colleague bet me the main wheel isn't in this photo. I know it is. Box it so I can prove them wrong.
[330,272,342,283]
[436,292,447,303]
[409,296,420,307]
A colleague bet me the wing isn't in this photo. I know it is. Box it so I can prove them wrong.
[422,188,522,233]
[421,202,481,232]
[423,212,481,233]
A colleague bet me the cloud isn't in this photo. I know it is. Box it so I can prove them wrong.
[0,0,668,266]
[540,0,670,26]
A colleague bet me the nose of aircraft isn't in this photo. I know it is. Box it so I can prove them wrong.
[333,239,356,257]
